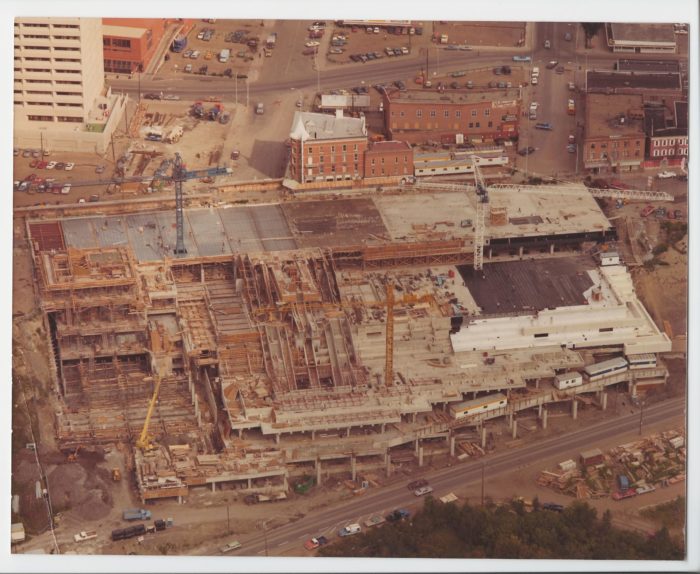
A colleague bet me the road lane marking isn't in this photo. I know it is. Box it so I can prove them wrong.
[275,539,289,547]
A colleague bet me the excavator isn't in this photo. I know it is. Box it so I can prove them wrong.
[136,376,162,451]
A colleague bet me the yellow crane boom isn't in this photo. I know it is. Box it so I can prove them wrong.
[384,283,395,387]
[136,376,162,451]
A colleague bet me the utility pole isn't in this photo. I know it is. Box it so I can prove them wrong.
[638,397,644,436]
[235,74,238,106]
[481,462,486,506]
[226,504,230,533]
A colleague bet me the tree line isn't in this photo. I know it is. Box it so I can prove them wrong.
[319,497,684,560]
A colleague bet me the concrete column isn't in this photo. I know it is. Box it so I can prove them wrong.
[381,423,386,433]
[601,392,608,411]
[538,404,543,417]
[519,246,524,258]
[346,427,351,437]
[507,412,513,428]
[414,439,420,455]
[550,243,555,254]
[542,407,548,429]
[385,452,392,477]
[449,436,456,457]
[316,458,322,487]
[535,378,540,389]
[178,495,182,504]
[238,428,244,439]
[488,247,493,259]
[630,382,638,398]
[351,455,356,481]
[481,426,487,449]
[311,430,315,440]
[212,482,216,492]
[572,398,578,420]
[275,434,280,444]
[247,478,252,488]
[418,446,424,467]
[411,412,417,423]
[512,419,518,439]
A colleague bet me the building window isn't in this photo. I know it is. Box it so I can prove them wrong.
[103,38,111,47]
[371,158,375,165]
[342,144,347,151]
[416,109,422,118]
[353,144,358,151]
[444,110,449,118]
[488,121,493,128]
[319,156,324,163]
[354,153,358,161]
[624,140,629,147]
[400,111,405,117]
[484,109,490,116]
[468,122,473,128]
[307,147,312,155]
[430,110,436,117]
[24,45,49,50]
[57,116,82,122]
[475,122,480,128]
[471,110,477,117]
[28,115,53,121]
[111,38,132,49]
[331,145,335,152]
[456,110,461,118]
[653,149,659,157]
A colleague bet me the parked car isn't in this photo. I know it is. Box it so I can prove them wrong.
[46,161,57,170]
[535,122,553,130]
[61,183,72,195]
[657,170,677,179]
[305,41,320,48]
[414,485,434,496]
[220,540,242,553]
[546,60,558,69]
[144,93,161,100]
[13,148,20,156]
[518,146,536,156]
[184,64,193,73]
[303,536,329,550]
[385,508,411,522]
[22,149,32,158]
[30,159,39,168]
[542,502,564,512]
[65,162,75,171]
[95,165,106,174]
[37,161,47,169]
[55,162,66,170]
[544,39,551,49]
[555,65,565,74]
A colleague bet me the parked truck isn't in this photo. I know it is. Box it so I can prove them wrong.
[111,524,146,541]
[123,508,152,521]
[73,530,97,543]
[165,125,183,144]
[265,33,277,49]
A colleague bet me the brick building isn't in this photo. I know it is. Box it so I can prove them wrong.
[288,111,368,183]
[363,140,413,178]
[585,70,683,114]
[645,101,688,165]
[382,88,521,145]
[102,18,166,74]
[583,94,646,173]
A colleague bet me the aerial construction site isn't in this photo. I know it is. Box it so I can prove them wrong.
[21,173,674,505]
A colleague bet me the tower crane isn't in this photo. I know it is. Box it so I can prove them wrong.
[384,282,395,387]
[136,376,162,451]
[471,158,489,272]
[173,152,188,255]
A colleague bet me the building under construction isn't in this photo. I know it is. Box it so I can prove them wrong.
[25,182,671,502]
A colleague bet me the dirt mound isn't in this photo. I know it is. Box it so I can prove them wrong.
[46,462,112,521]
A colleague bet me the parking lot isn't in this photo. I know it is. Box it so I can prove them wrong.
[433,21,527,48]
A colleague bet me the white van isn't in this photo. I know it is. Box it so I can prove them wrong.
[338,523,361,537]
[256,102,264,115]
[219,49,230,63]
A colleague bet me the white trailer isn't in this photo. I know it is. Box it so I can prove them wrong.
[554,372,583,390]
[449,393,507,419]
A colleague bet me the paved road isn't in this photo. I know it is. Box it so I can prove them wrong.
[107,38,686,102]
[206,397,684,556]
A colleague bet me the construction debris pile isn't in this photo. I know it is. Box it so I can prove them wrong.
[537,429,686,500]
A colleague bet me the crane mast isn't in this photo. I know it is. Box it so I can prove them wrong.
[384,282,394,387]
[472,159,489,271]
[136,376,162,451]
[173,152,187,255]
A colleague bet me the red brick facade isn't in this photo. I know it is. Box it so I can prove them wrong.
[289,137,368,183]
[103,18,166,74]
[383,89,520,144]
[648,132,688,160]
[363,141,413,178]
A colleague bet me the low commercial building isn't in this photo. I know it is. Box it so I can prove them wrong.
[413,147,508,177]
[288,110,368,183]
[382,88,521,145]
[586,70,683,113]
[363,140,413,179]
[583,94,646,173]
[605,23,677,54]
[102,18,167,74]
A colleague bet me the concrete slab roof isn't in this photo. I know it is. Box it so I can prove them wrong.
[584,93,645,138]
[387,88,521,105]
[103,25,147,38]
[609,23,676,45]
[586,70,682,92]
